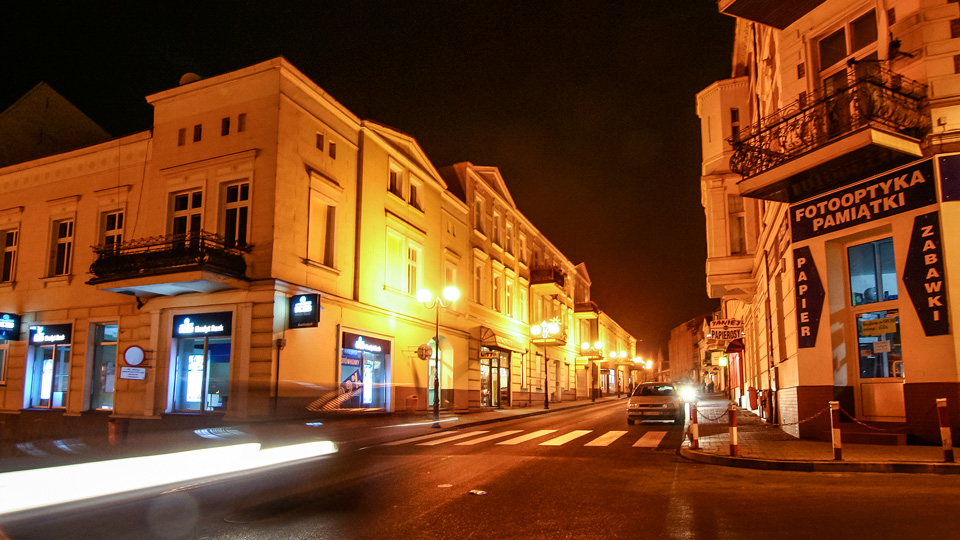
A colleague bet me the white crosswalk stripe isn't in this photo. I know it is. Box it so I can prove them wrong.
[418,431,489,446]
[540,430,592,446]
[383,431,451,446]
[455,430,523,445]
[632,431,668,447]
[496,429,557,445]
[585,430,627,447]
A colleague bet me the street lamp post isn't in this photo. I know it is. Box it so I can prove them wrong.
[580,341,604,402]
[417,286,460,428]
[531,318,561,409]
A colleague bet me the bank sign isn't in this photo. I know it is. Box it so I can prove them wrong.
[790,159,936,242]
[172,312,232,338]
[288,294,320,329]
[0,313,21,340]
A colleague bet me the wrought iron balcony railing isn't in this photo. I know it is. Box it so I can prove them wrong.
[88,231,248,283]
[530,265,565,289]
[730,65,929,180]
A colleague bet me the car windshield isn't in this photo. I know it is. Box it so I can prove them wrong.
[634,384,675,397]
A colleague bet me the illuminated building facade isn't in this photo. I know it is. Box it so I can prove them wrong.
[699,0,960,442]
[0,58,634,438]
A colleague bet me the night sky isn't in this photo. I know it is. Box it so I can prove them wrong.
[2,1,734,353]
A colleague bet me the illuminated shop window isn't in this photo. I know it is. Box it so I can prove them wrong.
[848,238,897,306]
[89,324,117,410]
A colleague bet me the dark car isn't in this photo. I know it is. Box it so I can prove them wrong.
[626,382,685,425]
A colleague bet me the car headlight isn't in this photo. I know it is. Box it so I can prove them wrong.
[680,386,697,402]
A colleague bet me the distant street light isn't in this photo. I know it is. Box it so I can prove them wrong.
[418,286,460,428]
[531,318,561,409]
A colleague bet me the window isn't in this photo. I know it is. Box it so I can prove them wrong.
[329,141,337,159]
[505,221,514,254]
[506,280,514,317]
[316,132,325,151]
[28,340,70,408]
[237,113,247,132]
[100,211,124,251]
[856,310,902,378]
[493,212,502,246]
[222,182,250,248]
[474,196,485,234]
[1,228,17,282]
[493,274,502,312]
[385,229,422,296]
[848,238,897,306]
[193,124,202,143]
[221,117,230,136]
[409,177,423,211]
[0,340,6,384]
[519,233,528,265]
[309,190,336,268]
[50,219,74,276]
[445,261,458,292]
[89,323,117,410]
[177,128,186,146]
[817,9,878,95]
[171,189,203,236]
[474,257,485,304]
[389,167,404,198]
[519,286,528,322]
[730,108,740,140]
[728,194,745,255]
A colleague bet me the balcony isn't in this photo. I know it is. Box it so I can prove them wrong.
[731,66,928,203]
[88,231,249,297]
[718,0,826,30]
[574,301,600,319]
[530,265,566,297]
[706,255,755,300]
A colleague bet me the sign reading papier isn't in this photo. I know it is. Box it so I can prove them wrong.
[794,246,825,348]
[902,211,950,336]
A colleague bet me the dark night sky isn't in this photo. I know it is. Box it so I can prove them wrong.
[1,1,734,353]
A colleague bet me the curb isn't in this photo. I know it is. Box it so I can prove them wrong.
[679,446,960,475]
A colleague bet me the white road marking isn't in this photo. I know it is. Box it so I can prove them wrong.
[632,431,668,448]
[418,431,490,446]
[497,430,557,445]
[383,432,451,446]
[540,430,593,446]
[456,430,523,445]
[584,431,627,447]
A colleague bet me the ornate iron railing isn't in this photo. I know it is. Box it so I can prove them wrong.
[730,66,929,179]
[530,266,565,289]
[88,231,248,283]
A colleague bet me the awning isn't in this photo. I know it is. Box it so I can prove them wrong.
[725,338,745,353]
[480,327,527,353]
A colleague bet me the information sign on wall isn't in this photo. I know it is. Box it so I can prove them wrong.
[289,294,320,328]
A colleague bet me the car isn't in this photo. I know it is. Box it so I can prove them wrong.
[627,382,686,425]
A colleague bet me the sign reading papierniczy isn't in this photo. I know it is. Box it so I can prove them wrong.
[794,246,825,348]
[172,312,232,338]
[790,159,936,242]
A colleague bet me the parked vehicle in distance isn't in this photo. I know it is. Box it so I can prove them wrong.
[627,382,685,425]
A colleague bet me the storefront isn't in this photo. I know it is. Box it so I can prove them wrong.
[24,323,72,409]
[170,312,233,413]
[340,331,390,410]
[479,347,510,407]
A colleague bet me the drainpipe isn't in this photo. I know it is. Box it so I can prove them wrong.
[353,131,365,302]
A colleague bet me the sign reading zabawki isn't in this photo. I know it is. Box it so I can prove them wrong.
[790,159,936,242]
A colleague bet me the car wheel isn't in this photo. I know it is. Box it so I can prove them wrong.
[627,418,634,425]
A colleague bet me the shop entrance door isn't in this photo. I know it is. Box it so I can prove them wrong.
[173,337,231,412]
[28,345,69,408]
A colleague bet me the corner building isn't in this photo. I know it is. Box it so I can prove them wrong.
[0,58,635,440]
[699,0,960,443]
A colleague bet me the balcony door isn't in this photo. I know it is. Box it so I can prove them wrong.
[171,189,203,238]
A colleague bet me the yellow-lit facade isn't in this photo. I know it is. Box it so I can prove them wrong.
[0,58,635,437]
[700,0,960,442]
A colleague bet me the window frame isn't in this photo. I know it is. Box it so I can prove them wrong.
[0,227,18,282]
[221,180,251,249]
[50,218,75,276]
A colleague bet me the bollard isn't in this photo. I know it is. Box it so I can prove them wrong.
[689,402,699,450]
[937,398,954,463]
[829,401,842,461]
[728,403,738,457]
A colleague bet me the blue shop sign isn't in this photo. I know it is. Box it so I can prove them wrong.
[342,332,391,355]
[29,323,72,344]
[289,294,320,329]
[0,313,22,340]
[173,312,232,338]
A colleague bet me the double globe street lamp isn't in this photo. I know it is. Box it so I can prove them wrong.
[530,318,561,409]
[417,286,460,428]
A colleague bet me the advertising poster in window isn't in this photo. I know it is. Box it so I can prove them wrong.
[902,211,949,336]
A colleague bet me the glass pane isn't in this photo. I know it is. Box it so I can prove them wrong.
[205,339,231,411]
[818,28,847,70]
[480,358,490,407]
[175,338,205,412]
[878,239,898,302]
[848,242,878,306]
[850,10,878,52]
[857,310,902,378]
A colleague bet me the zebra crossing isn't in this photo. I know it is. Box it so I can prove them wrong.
[383,428,670,449]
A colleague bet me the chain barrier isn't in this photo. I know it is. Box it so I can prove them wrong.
[695,407,730,422]
[779,404,831,427]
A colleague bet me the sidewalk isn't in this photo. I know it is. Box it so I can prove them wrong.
[680,396,960,474]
